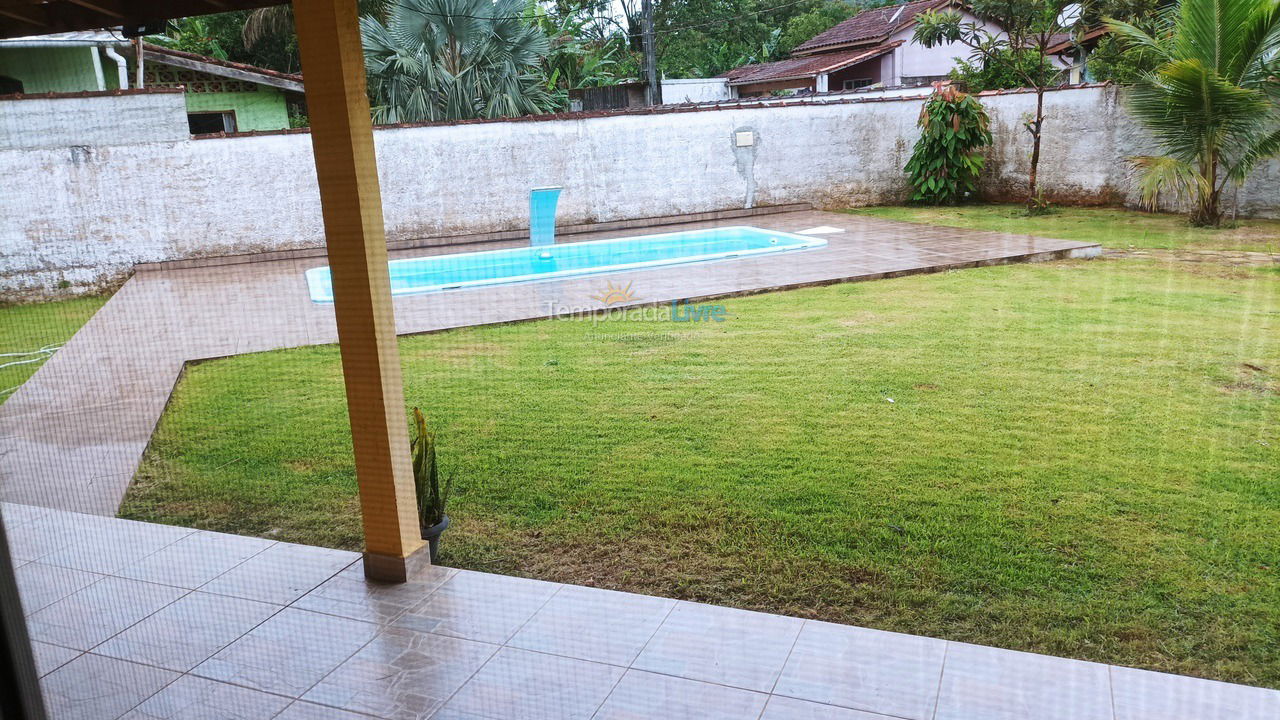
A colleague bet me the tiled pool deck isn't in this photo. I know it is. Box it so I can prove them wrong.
[8,501,1278,720]
[0,210,1099,515]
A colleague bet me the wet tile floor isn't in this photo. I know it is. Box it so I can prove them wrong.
[6,502,1278,720]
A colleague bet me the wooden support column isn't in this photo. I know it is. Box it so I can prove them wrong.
[293,0,425,582]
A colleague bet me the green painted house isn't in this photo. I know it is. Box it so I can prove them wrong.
[0,30,304,133]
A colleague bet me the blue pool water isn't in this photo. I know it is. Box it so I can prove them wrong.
[305,225,826,302]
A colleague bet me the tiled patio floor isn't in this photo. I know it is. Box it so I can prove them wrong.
[7,501,1278,720]
[0,210,1099,515]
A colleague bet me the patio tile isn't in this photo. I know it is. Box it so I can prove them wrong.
[120,675,293,720]
[118,531,275,589]
[293,561,455,624]
[200,541,357,605]
[41,653,178,720]
[394,570,560,644]
[302,625,497,719]
[14,560,101,614]
[275,701,376,719]
[194,607,378,696]
[40,516,194,574]
[773,620,946,720]
[26,575,187,650]
[508,585,675,666]
[30,640,81,677]
[5,510,85,562]
[934,642,1113,720]
[593,669,768,720]
[760,696,899,719]
[96,591,281,671]
[0,500,51,528]
[632,601,803,692]
[1111,666,1280,720]
[438,647,623,720]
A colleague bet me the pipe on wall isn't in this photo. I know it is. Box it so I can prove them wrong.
[102,46,128,89]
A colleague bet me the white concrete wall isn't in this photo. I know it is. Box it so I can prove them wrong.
[0,90,189,150]
[662,78,733,103]
[1,85,1277,300]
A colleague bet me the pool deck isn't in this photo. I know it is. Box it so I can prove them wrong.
[8,501,1278,720]
[0,209,1099,515]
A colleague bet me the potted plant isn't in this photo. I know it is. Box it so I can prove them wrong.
[411,407,452,562]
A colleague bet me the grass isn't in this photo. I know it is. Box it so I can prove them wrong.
[0,296,108,402]
[848,205,1280,252]
[122,258,1280,686]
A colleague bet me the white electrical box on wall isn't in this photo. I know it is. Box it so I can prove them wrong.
[734,130,755,147]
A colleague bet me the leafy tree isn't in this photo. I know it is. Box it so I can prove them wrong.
[361,0,559,122]
[1076,0,1168,83]
[948,47,1057,91]
[915,0,1077,211]
[1084,31,1160,83]
[611,0,846,78]
[779,1,859,55]
[153,17,231,60]
[904,85,995,203]
[1110,0,1280,226]
[527,4,625,107]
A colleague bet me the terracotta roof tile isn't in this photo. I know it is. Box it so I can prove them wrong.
[721,42,901,86]
[793,0,953,54]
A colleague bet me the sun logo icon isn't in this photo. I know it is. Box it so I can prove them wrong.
[591,280,638,306]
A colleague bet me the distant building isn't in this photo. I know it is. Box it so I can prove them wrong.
[0,30,303,133]
[722,0,1010,97]
[661,78,734,104]
[1046,26,1111,84]
[568,82,649,112]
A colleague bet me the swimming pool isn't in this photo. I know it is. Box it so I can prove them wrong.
[305,225,826,302]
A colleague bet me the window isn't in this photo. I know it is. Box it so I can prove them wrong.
[842,78,874,90]
[187,111,237,134]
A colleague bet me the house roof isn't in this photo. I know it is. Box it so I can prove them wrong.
[0,30,126,46]
[1045,26,1111,55]
[0,0,286,41]
[720,43,902,87]
[141,43,304,93]
[792,0,954,55]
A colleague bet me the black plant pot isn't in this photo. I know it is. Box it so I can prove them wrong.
[421,515,450,563]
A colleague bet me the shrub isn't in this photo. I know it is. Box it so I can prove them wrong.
[903,85,994,205]
[410,407,451,529]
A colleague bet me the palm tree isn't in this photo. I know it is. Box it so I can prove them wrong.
[360,0,559,123]
[1110,0,1280,226]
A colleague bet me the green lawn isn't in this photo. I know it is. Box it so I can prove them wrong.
[123,258,1280,686]
[0,296,107,402]
[849,205,1280,252]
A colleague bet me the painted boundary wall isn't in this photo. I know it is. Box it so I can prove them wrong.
[2,85,1277,299]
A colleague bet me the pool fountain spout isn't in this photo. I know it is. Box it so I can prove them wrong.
[530,186,562,247]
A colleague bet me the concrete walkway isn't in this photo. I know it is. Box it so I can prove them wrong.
[8,501,1277,720]
[0,210,1098,514]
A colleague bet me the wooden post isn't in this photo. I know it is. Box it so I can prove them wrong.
[293,0,425,581]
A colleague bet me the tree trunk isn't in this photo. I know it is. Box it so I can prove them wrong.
[1192,151,1222,227]
[1026,87,1045,210]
